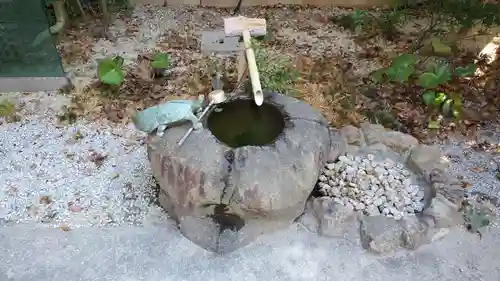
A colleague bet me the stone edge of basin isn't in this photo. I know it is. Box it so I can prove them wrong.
[298,123,467,254]
[146,91,332,253]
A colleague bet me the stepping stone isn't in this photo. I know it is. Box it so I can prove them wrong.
[201,30,243,56]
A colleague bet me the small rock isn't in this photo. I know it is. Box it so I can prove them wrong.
[355,202,366,211]
[412,202,424,213]
[340,125,366,146]
[333,197,344,205]
[69,205,83,213]
[423,195,464,228]
[407,145,447,177]
[366,204,380,216]
[359,215,404,253]
[340,187,348,195]
[400,216,431,249]
[324,170,334,177]
[405,206,414,214]
[403,197,413,205]
[315,198,358,237]
[319,175,328,182]
[344,202,354,211]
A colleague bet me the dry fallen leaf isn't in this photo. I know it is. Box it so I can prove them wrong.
[39,195,52,205]
[89,151,108,168]
[59,225,71,232]
[461,181,473,189]
[132,59,154,83]
[470,167,485,173]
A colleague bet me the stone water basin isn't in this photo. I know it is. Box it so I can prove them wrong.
[146,91,332,253]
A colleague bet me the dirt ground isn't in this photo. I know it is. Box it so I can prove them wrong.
[58,4,500,143]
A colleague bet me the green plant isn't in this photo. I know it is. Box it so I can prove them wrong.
[461,202,492,238]
[377,9,405,39]
[0,99,20,123]
[251,39,299,95]
[440,0,500,29]
[150,53,171,69]
[332,8,405,40]
[372,53,478,127]
[418,63,453,89]
[97,56,125,86]
[58,105,78,124]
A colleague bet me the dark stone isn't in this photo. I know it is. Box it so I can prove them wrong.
[327,128,347,162]
[340,125,365,146]
[423,195,464,228]
[359,215,404,254]
[428,168,465,207]
[312,197,359,238]
[360,122,418,154]
[147,91,330,253]
[400,216,431,250]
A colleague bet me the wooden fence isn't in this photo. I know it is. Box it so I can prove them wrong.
[131,0,399,7]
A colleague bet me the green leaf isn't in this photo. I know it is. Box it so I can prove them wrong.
[427,119,441,129]
[418,73,439,89]
[351,9,368,26]
[441,99,454,116]
[370,69,386,84]
[455,63,477,77]
[433,92,447,107]
[418,64,452,89]
[113,56,124,67]
[386,54,417,83]
[150,53,170,69]
[433,64,453,84]
[430,38,453,56]
[464,206,491,234]
[97,57,125,85]
[422,91,436,105]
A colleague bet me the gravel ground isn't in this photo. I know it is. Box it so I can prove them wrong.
[431,126,500,204]
[0,92,165,228]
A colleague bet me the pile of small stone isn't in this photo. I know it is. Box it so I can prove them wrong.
[316,154,425,220]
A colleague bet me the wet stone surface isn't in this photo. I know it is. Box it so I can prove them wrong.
[298,123,467,254]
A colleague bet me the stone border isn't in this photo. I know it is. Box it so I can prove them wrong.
[0,77,69,93]
[147,91,332,253]
[298,123,466,253]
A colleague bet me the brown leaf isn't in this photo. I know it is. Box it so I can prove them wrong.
[461,181,473,189]
[470,167,485,173]
[88,151,107,168]
[131,59,154,83]
[59,225,71,232]
[39,195,52,205]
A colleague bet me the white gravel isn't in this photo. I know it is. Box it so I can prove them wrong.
[0,92,163,227]
[316,153,425,220]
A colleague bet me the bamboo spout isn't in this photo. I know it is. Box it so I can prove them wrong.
[242,30,264,106]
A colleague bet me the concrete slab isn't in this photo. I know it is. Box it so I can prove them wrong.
[0,221,499,281]
[0,77,69,93]
[201,30,243,56]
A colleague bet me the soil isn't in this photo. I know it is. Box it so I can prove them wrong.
[59,4,500,141]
